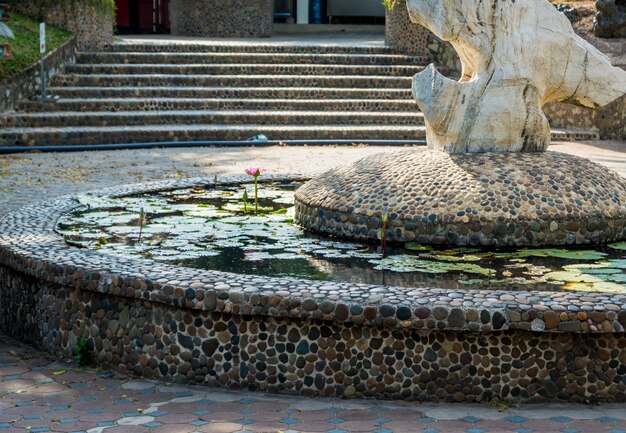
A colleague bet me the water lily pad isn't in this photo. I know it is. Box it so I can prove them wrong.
[562,281,626,293]
[608,259,626,269]
[563,264,621,274]
[608,242,626,251]
[348,251,382,259]
[271,253,303,260]
[544,271,601,283]
[244,251,272,261]
[458,279,483,285]
[497,248,607,260]
[370,255,495,276]
[404,242,432,251]
[419,253,482,262]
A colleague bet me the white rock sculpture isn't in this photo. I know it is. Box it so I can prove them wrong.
[406,0,626,153]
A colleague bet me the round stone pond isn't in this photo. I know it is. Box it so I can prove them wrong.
[1,174,626,403]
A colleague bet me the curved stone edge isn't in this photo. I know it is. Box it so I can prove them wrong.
[295,200,626,247]
[1,175,626,334]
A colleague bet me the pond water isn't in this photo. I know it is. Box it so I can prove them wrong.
[56,181,626,293]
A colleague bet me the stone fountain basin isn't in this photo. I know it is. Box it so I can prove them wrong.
[1,175,626,403]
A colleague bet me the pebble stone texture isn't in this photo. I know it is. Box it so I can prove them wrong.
[594,0,626,38]
[384,4,463,78]
[2,174,626,404]
[295,150,626,246]
[385,6,431,56]
[0,37,77,113]
[7,0,113,50]
[5,336,626,433]
[169,0,273,38]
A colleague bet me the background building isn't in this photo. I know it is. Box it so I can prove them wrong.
[113,0,387,35]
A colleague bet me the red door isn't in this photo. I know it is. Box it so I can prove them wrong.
[115,0,131,30]
[137,0,154,32]
[159,0,170,32]
[115,0,170,34]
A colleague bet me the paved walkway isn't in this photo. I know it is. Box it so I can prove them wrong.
[1,141,626,432]
[118,33,387,48]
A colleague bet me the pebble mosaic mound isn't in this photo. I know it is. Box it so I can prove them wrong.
[2,176,626,403]
[295,150,626,247]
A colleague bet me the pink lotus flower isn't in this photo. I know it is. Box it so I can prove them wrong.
[244,167,265,212]
[245,167,264,177]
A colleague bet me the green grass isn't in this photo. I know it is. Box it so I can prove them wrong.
[382,0,405,11]
[0,12,72,82]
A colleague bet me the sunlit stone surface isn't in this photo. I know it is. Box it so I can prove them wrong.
[406,0,626,153]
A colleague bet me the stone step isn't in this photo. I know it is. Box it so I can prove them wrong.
[17,98,419,113]
[77,51,429,66]
[47,86,413,100]
[107,42,397,55]
[550,129,600,141]
[2,110,425,128]
[52,73,413,89]
[65,63,425,77]
[0,125,599,148]
[0,124,429,146]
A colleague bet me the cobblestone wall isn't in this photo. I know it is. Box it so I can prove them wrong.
[8,1,113,50]
[0,37,76,113]
[385,4,461,77]
[544,66,626,140]
[170,0,273,38]
[596,94,626,139]
[385,5,429,56]
[2,265,626,403]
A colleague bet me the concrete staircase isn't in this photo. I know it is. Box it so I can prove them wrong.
[0,41,599,147]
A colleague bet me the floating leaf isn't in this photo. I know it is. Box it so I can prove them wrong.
[608,242,626,251]
[436,248,481,255]
[609,260,626,269]
[419,253,482,262]
[458,279,483,285]
[562,281,626,294]
[544,271,601,283]
[496,249,607,260]
[370,255,495,276]
[563,264,620,274]
[404,242,432,251]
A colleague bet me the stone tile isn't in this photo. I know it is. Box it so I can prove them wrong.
[157,413,200,424]
[295,411,334,422]
[0,367,29,376]
[384,420,427,431]
[160,403,214,414]
[337,420,379,432]
[193,421,250,433]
